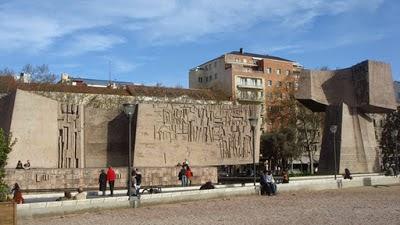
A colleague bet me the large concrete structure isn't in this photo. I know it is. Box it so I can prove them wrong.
[0,82,260,189]
[296,60,396,173]
[189,49,302,131]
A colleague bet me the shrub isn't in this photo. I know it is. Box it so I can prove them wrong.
[0,128,16,201]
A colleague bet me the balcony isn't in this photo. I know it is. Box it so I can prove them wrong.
[236,83,263,89]
[225,60,258,67]
[236,91,264,102]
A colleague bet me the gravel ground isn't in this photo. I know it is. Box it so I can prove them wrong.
[23,185,400,225]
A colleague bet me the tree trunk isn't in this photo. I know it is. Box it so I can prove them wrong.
[308,150,314,174]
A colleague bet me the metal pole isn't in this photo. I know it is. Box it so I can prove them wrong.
[128,115,132,200]
[396,140,399,175]
[333,132,337,180]
[252,127,256,187]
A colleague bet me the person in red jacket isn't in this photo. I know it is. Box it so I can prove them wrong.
[185,166,193,186]
[107,166,116,196]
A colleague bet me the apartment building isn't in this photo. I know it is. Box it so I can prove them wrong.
[189,48,302,131]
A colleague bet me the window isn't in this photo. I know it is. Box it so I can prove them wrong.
[214,73,218,79]
[267,80,272,86]
[276,69,281,75]
[198,77,202,83]
[214,61,217,68]
[266,68,272,74]
[243,59,247,63]
[287,82,292,88]
[205,77,208,82]
[286,70,290,75]
[277,81,282,87]
[209,75,212,81]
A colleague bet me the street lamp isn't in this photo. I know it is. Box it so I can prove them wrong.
[249,116,258,187]
[330,125,338,180]
[391,130,399,175]
[123,103,136,200]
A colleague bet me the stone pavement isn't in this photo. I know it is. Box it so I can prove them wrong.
[22,184,400,225]
[16,174,399,220]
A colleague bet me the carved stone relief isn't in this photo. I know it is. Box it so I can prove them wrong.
[57,103,83,168]
[145,103,260,166]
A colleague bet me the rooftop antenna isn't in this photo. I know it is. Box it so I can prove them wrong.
[108,60,112,85]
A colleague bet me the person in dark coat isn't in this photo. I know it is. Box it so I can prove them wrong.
[343,168,353,180]
[200,181,215,190]
[16,160,23,169]
[259,170,268,195]
[11,183,24,204]
[99,169,107,196]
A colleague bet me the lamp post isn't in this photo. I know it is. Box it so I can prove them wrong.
[249,116,258,187]
[391,130,399,175]
[330,125,338,180]
[123,103,136,200]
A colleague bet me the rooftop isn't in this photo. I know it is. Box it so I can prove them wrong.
[228,51,293,62]
[0,76,228,101]
[69,77,134,86]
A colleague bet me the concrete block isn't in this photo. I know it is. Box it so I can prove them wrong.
[46,201,62,207]
[29,202,47,209]
[61,200,77,207]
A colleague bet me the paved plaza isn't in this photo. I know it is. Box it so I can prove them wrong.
[23,184,400,225]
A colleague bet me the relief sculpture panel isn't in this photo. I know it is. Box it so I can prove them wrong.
[57,103,83,168]
[134,103,260,167]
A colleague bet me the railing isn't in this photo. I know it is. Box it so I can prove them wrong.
[237,95,264,102]
[236,84,263,89]
[0,202,16,225]
[226,60,258,67]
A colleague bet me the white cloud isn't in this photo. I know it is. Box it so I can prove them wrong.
[113,60,139,73]
[61,34,125,56]
[0,0,385,52]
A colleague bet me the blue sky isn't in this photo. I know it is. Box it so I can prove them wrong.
[0,0,399,87]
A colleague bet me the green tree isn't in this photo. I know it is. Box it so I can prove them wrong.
[260,127,302,170]
[380,108,400,170]
[0,128,16,201]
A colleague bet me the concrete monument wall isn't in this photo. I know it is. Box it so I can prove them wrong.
[134,103,261,167]
[84,107,129,168]
[5,90,59,168]
[0,92,15,134]
[4,167,217,191]
[296,60,396,173]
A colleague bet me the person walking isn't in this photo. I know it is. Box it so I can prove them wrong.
[178,165,187,187]
[11,183,24,204]
[186,166,193,186]
[99,169,107,196]
[107,166,116,196]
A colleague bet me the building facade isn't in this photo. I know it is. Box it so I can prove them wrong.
[189,49,302,131]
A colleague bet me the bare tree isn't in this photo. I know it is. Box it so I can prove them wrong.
[296,103,324,174]
[0,68,15,76]
[21,64,57,83]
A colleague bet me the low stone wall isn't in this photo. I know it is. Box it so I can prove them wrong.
[16,175,400,220]
[4,167,217,191]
